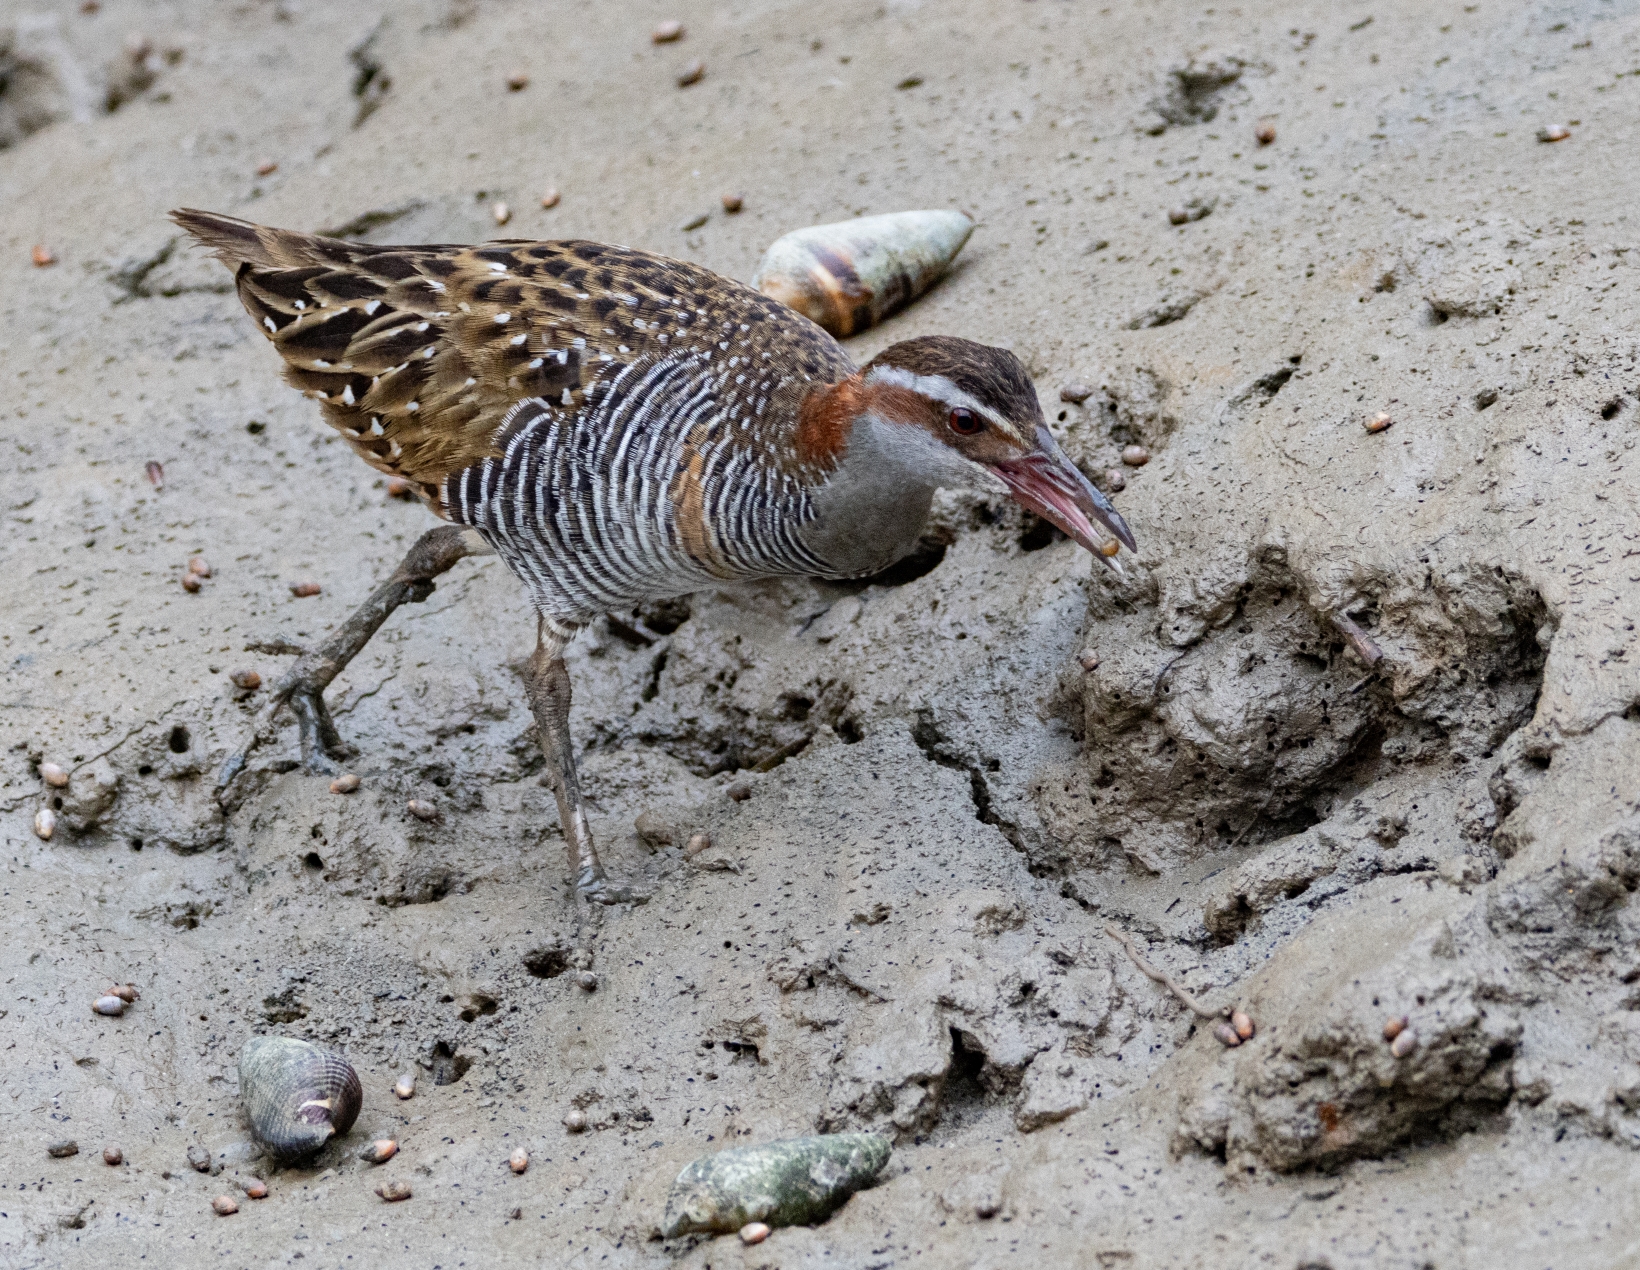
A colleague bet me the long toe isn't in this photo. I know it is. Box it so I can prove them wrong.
[577,874,647,906]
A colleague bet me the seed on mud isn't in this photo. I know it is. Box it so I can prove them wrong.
[1078,649,1101,672]
[181,572,202,593]
[493,202,511,226]
[1390,1028,1418,1058]
[1383,1015,1408,1041]
[1231,1009,1255,1040]
[577,971,599,992]
[394,1070,416,1100]
[92,995,126,1016]
[230,669,261,691]
[1213,1021,1242,1048]
[385,476,413,498]
[564,1109,588,1133]
[145,460,164,489]
[212,1195,239,1216]
[1099,540,1120,557]
[740,1221,771,1245]
[1059,382,1094,404]
[1104,467,1127,492]
[359,1139,398,1164]
[34,808,56,840]
[721,193,744,213]
[1364,412,1393,434]
[289,581,321,597]
[188,556,211,577]
[1255,121,1277,145]
[685,832,712,857]
[241,1178,268,1199]
[506,70,529,91]
[407,798,439,822]
[509,1147,529,1174]
[330,773,360,794]
[40,762,69,788]
[677,60,705,87]
[660,1133,892,1237]
[109,983,139,1003]
[1167,206,1190,225]
[726,779,753,802]
[540,188,561,209]
[376,1180,412,1202]
[239,1036,363,1163]
[187,1144,212,1172]
[1120,445,1151,467]
[47,1140,78,1158]
[1537,124,1570,143]
[255,159,278,177]
[653,19,684,42]
[32,243,57,267]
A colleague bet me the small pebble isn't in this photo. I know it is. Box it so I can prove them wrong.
[740,1222,771,1245]
[290,581,321,597]
[109,984,139,1003]
[376,1180,413,1202]
[1213,1021,1242,1048]
[726,779,752,802]
[1077,649,1100,672]
[677,60,705,87]
[386,476,413,498]
[1059,382,1094,404]
[241,1178,268,1199]
[1231,1009,1255,1040]
[255,159,278,177]
[92,995,125,1017]
[229,669,261,691]
[493,201,511,226]
[212,1195,239,1216]
[187,1144,212,1173]
[103,1145,122,1166]
[394,1070,416,1100]
[721,193,743,213]
[1255,121,1277,145]
[652,19,684,42]
[1390,1028,1418,1058]
[145,460,164,489]
[1537,124,1570,143]
[188,556,211,577]
[506,70,529,91]
[564,1109,588,1133]
[31,243,56,267]
[47,1140,78,1159]
[509,1206,523,1220]
[1104,467,1127,492]
[684,832,712,857]
[577,971,599,993]
[1120,445,1151,467]
[1364,412,1393,434]
[1382,1015,1409,1041]
[182,572,202,593]
[540,188,561,209]
[509,1147,529,1174]
[34,808,56,840]
[359,1139,398,1164]
[330,773,361,794]
[407,798,439,822]
[40,762,69,788]
[1167,206,1190,225]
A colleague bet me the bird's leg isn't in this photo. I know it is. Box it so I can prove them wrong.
[524,619,642,906]
[218,524,492,802]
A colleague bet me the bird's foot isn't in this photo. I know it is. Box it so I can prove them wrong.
[576,865,647,906]
[289,686,356,774]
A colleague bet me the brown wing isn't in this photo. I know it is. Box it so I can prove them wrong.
[170,209,852,511]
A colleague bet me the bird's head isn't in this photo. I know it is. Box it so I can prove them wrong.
[847,335,1136,568]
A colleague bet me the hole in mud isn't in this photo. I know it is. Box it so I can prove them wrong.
[167,725,191,753]
[524,946,572,978]
[129,838,143,851]
[459,994,499,1023]
[1475,388,1499,410]
[302,851,324,873]
[1601,398,1624,421]
[1426,304,1450,325]
[52,796,62,810]
[943,1028,990,1117]
[1018,514,1063,553]
[137,764,153,776]
[246,420,266,434]
[837,717,864,744]
[429,1041,471,1086]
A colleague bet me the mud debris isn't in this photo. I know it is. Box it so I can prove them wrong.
[660,1133,891,1237]
[46,1140,78,1159]
[186,1144,211,1172]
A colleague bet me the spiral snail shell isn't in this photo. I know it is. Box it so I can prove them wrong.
[238,1036,362,1163]
[752,210,974,339]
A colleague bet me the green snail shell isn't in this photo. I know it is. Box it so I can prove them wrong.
[238,1036,362,1163]
[660,1132,891,1237]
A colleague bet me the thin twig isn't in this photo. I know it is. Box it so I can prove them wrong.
[1104,923,1225,1020]
[1330,611,1383,667]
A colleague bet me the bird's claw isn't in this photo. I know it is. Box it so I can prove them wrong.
[576,869,647,906]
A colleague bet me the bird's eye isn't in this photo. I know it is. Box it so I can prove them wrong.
[948,407,983,435]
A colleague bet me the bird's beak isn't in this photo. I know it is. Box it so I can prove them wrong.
[991,427,1137,570]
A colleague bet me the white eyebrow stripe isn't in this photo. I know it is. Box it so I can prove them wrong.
[862,365,1023,440]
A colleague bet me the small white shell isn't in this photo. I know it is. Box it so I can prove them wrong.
[34,808,56,840]
[753,210,974,338]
